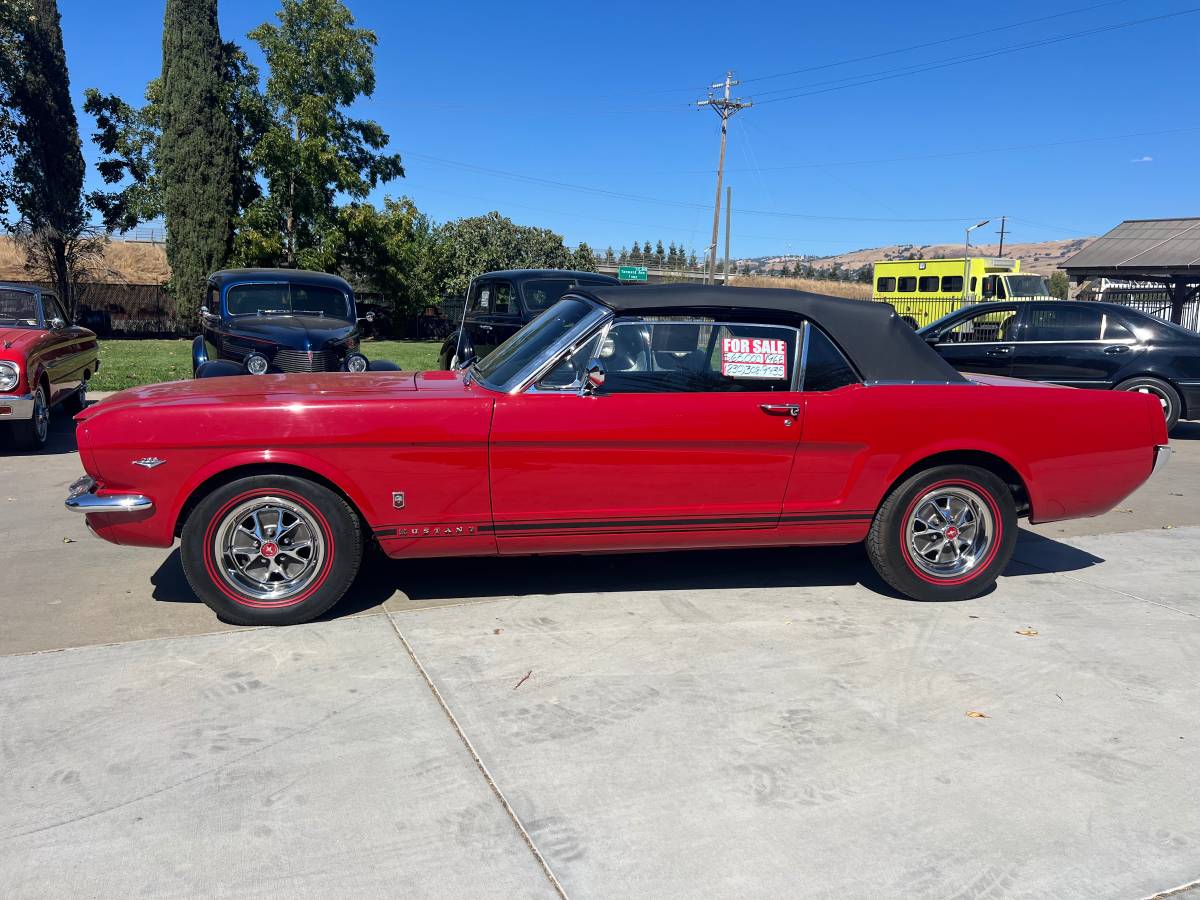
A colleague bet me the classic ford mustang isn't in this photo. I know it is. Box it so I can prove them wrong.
[66,285,1169,625]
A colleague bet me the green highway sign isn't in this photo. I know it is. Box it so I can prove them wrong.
[618,265,648,282]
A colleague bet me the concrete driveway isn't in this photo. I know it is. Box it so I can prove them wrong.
[1,400,1198,898]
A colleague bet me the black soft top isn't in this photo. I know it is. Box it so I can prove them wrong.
[208,269,354,293]
[571,283,966,384]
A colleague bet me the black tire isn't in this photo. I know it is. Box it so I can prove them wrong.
[180,474,362,626]
[60,381,87,416]
[9,383,50,451]
[866,465,1018,602]
[1115,376,1181,432]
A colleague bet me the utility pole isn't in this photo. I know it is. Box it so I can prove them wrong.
[996,215,1009,256]
[697,72,752,285]
[723,186,732,285]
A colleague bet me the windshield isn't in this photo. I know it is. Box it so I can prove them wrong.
[226,282,352,318]
[0,289,39,326]
[1005,275,1051,298]
[474,296,608,391]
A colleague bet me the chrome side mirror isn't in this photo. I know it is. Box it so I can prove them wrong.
[49,317,65,330]
[199,305,209,320]
[582,358,606,395]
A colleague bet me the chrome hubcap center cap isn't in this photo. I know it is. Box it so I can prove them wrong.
[905,486,995,578]
[259,541,279,559]
[214,496,326,602]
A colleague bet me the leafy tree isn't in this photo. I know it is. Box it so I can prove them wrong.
[572,242,597,272]
[1,0,93,317]
[780,264,792,277]
[687,250,697,269]
[436,211,571,297]
[328,197,442,316]
[1049,270,1069,299]
[244,0,403,268]
[85,42,268,235]
[160,0,240,318]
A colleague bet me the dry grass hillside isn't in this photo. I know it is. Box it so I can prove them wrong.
[0,236,169,285]
[729,274,872,299]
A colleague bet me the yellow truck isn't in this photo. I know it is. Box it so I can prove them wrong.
[872,257,1053,328]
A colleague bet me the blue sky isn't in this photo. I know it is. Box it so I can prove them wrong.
[58,0,1200,258]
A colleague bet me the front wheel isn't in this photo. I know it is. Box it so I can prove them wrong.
[181,474,362,626]
[8,383,50,450]
[866,465,1017,602]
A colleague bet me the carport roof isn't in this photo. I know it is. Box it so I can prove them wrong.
[1062,218,1200,273]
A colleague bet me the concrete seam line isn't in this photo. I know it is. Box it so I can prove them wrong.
[385,613,570,900]
[1142,876,1200,899]
[1011,553,1199,620]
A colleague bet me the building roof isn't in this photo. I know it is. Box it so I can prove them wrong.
[571,283,966,384]
[1062,218,1200,273]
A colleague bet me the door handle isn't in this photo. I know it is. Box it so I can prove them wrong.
[477,324,493,332]
[760,403,800,417]
[1103,344,1131,355]
[985,346,1014,357]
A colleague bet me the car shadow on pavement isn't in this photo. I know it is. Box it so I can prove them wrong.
[1,413,78,457]
[150,528,1106,620]
[1170,421,1200,441]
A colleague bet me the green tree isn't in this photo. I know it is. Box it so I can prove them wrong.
[629,241,642,265]
[687,250,697,269]
[160,0,240,318]
[654,239,666,267]
[436,211,571,297]
[1,0,92,317]
[618,245,628,265]
[572,242,597,272]
[244,0,403,268]
[1049,270,1069,299]
[328,197,442,315]
[604,245,615,264]
[780,264,792,277]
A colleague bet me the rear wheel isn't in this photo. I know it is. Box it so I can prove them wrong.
[866,465,1017,602]
[181,474,362,626]
[60,380,87,415]
[1115,376,1180,432]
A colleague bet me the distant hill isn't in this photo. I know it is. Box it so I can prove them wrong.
[741,236,1095,276]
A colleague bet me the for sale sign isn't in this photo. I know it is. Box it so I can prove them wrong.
[721,337,788,379]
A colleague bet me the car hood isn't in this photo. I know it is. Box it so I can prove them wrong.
[227,315,356,349]
[0,326,45,353]
[80,371,426,419]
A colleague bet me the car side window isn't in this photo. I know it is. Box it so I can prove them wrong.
[492,282,518,316]
[1022,306,1106,342]
[801,326,859,392]
[1101,314,1135,342]
[468,281,492,315]
[594,320,798,394]
[43,294,67,324]
[936,306,1020,343]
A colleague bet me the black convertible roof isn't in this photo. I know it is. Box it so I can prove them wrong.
[571,283,966,384]
[208,269,353,291]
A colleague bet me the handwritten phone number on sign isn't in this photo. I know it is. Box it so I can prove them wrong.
[721,337,788,379]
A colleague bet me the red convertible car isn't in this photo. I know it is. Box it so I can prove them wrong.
[66,285,1169,625]
[1,283,99,450]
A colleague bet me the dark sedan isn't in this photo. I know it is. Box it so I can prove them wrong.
[919,300,1200,431]
[193,269,385,377]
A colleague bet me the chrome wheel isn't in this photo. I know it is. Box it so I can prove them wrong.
[32,387,49,443]
[213,496,326,602]
[905,486,994,579]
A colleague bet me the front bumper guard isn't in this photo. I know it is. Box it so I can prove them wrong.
[64,476,153,514]
[0,393,35,420]
[1150,444,1172,480]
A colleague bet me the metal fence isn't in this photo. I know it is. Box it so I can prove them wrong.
[1076,289,1200,332]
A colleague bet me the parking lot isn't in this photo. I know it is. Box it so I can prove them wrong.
[2,400,1199,899]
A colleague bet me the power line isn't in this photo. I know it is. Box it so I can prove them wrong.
[740,0,1133,86]
[696,72,752,284]
[755,7,1200,105]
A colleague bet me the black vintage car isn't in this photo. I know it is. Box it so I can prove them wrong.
[193,269,390,377]
[439,269,620,369]
[919,299,1200,431]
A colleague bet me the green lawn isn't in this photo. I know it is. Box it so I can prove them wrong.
[91,339,443,392]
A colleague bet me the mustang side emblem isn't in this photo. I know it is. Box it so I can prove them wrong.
[392,491,405,509]
[132,457,166,469]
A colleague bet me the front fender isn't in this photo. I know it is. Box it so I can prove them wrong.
[195,359,245,379]
[191,335,208,373]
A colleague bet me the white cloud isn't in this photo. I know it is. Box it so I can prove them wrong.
[1130,155,1153,163]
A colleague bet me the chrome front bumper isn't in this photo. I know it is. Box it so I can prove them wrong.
[64,476,153,514]
[1151,444,1172,480]
[0,393,35,420]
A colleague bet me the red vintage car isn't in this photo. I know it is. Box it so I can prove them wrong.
[1,283,99,450]
[66,285,1169,625]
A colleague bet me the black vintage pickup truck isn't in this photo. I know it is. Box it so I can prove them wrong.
[439,269,619,369]
[192,269,390,377]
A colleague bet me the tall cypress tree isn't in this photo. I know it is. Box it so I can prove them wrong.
[7,0,87,314]
[161,0,237,318]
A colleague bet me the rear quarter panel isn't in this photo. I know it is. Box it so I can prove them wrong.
[790,380,1162,524]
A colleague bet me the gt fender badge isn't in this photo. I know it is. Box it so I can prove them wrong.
[392,491,405,509]
[133,458,166,469]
